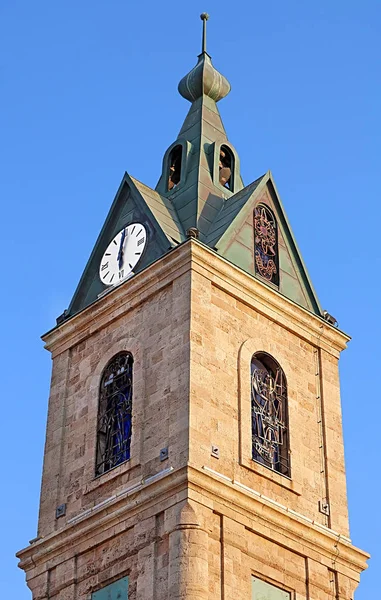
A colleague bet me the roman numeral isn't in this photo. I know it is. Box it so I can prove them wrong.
[101,262,109,271]
[105,253,111,256]
[137,237,145,247]
[119,269,124,279]
[137,228,142,236]
[131,225,135,234]
[110,274,115,283]
[135,252,141,256]
[113,240,118,245]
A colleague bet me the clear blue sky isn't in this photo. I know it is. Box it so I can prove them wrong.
[1,1,379,597]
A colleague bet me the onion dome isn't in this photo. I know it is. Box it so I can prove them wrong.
[178,14,231,104]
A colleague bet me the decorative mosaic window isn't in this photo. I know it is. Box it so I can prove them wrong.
[251,352,290,477]
[95,353,133,476]
[252,576,290,599]
[92,576,129,599]
[254,204,279,286]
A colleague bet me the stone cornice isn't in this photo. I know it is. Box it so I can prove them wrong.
[17,466,189,573]
[43,240,348,358]
[17,464,368,579]
[187,465,369,577]
[42,242,192,357]
[190,241,350,356]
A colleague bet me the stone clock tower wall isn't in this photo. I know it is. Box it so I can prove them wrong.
[188,246,350,535]
[38,258,192,539]
[17,16,368,599]
[18,243,368,599]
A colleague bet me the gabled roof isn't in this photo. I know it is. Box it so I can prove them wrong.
[131,176,185,244]
[206,174,266,248]
[155,39,244,241]
[67,173,183,317]
[61,18,322,323]
[205,170,322,315]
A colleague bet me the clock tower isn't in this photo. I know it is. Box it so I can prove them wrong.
[17,14,368,600]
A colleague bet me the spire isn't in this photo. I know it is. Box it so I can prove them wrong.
[201,12,208,54]
[156,14,243,240]
[178,14,231,104]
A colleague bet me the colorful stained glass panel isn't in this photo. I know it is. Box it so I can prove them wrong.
[254,204,279,286]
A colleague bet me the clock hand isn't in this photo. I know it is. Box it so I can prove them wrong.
[117,228,126,269]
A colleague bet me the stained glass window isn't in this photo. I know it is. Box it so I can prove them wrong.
[96,353,133,476]
[254,204,279,286]
[251,353,290,477]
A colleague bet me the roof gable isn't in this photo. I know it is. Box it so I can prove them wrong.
[206,174,266,248]
[67,174,184,317]
[206,171,322,315]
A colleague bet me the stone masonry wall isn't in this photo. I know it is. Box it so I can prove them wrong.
[38,271,191,538]
[20,243,366,600]
[188,267,350,536]
[25,494,361,600]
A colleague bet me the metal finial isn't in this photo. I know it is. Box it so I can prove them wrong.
[200,13,209,54]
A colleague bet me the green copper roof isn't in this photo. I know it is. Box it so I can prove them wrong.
[155,14,244,240]
[156,93,244,240]
[66,173,183,317]
[178,13,230,104]
[206,175,266,248]
[62,15,323,322]
[210,171,322,315]
[131,176,185,244]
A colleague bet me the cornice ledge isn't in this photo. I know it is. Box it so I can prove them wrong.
[17,466,188,572]
[189,240,350,355]
[43,243,192,355]
[187,465,369,575]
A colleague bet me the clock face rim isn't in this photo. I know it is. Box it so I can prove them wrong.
[99,222,147,287]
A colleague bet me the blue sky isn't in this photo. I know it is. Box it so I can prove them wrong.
[1,1,379,597]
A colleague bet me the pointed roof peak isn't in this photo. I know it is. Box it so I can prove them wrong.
[200,12,209,55]
[178,13,231,104]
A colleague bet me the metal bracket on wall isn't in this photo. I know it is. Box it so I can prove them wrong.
[160,447,169,462]
[211,445,220,459]
[55,503,66,519]
[319,499,330,516]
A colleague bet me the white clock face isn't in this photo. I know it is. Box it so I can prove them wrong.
[99,223,147,286]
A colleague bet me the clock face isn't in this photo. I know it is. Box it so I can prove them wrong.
[99,223,147,286]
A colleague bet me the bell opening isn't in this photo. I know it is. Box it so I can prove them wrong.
[219,145,234,191]
[168,145,183,191]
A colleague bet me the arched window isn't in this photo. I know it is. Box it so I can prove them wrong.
[167,144,182,191]
[251,352,290,477]
[219,144,234,191]
[254,204,279,286]
[95,352,133,476]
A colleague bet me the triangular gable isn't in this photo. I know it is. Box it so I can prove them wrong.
[206,174,266,248]
[131,176,185,245]
[206,171,322,315]
[67,173,184,317]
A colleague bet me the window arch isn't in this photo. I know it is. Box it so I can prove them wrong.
[95,352,133,476]
[167,144,183,191]
[251,352,290,477]
[219,144,234,191]
[254,204,279,286]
